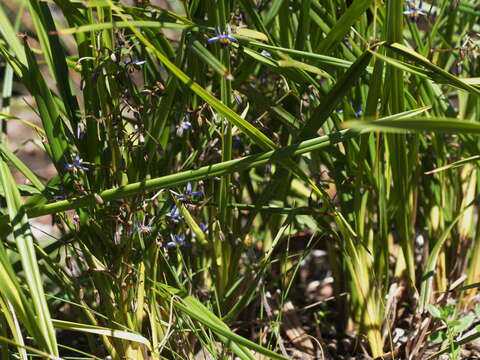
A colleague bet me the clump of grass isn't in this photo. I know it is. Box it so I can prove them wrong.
[0,0,479,359]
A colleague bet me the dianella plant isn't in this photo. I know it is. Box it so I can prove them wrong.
[0,0,479,359]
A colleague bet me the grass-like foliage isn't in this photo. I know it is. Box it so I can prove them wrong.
[0,0,479,359]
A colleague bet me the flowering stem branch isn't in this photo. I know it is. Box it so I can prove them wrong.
[26,130,358,218]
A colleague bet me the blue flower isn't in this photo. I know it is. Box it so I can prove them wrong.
[403,8,426,21]
[199,223,209,233]
[355,104,363,117]
[261,50,272,57]
[65,155,89,172]
[131,222,153,234]
[166,234,187,248]
[166,205,184,223]
[181,121,192,131]
[177,114,192,136]
[192,223,209,240]
[233,92,242,105]
[403,8,426,16]
[173,182,203,201]
[124,56,146,73]
[208,25,237,47]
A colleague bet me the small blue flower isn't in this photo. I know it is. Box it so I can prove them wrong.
[207,25,237,47]
[192,223,209,240]
[233,92,242,105]
[181,121,192,131]
[131,222,153,234]
[166,205,184,223]
[166,234,187,248]
[177,114,192,136]
[355,104,363,117]
[65,154,89,172]
[261,50,272,57]
[199,223,209,233]
[403,8,426,22]
[177,182,203,200]
[124,56,146,73]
